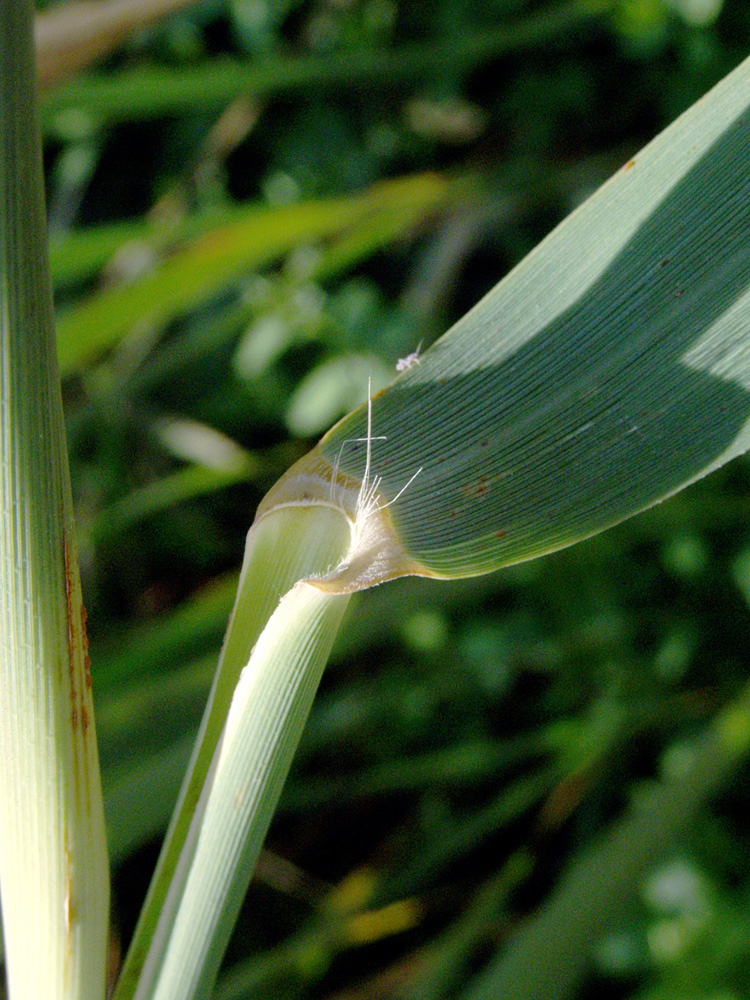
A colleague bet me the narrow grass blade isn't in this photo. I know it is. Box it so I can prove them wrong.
[460,681,750,1000]
[50,217,143,284]
[40,1,605,127]
[56,173,451,375]
[0,1,109,996]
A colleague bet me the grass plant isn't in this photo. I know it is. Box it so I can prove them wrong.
[5,2,750,999]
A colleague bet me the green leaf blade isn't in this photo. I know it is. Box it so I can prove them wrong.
[271,55,750,584]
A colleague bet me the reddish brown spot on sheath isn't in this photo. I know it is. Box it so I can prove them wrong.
[63,533,92,734]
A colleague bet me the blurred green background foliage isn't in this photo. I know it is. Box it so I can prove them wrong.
[37,0,750,996]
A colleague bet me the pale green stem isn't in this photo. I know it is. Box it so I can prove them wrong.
[151,578,350,1000]
[116,504,352,1000]
[0,1,109,997]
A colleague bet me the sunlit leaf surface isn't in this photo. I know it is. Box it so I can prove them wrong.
[266,57,750,584]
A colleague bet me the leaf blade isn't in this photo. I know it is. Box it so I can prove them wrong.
[264,54,750,586]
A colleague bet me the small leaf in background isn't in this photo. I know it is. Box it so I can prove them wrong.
[285,353,392,437]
